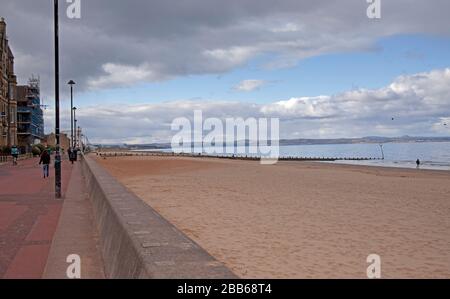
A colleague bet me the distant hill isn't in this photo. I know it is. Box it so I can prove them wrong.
[94,136,450,149]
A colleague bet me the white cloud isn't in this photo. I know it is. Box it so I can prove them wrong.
[203,46,258,71]
[270,22,302,33]
[234,79,267,92]
[260,96,335,118]
[87,63,164,89]
[45,68,450,143]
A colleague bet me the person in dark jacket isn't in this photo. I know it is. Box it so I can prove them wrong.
[68,147,76,164]
[39,150,51,178]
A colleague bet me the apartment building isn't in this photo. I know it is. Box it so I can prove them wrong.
[0,17,18,148]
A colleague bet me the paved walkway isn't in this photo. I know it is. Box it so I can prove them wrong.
[43,162,104,278]
[0,157,72,278]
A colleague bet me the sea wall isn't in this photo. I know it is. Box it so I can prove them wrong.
[80,154,237,278]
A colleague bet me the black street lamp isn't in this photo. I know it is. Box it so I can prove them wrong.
[74,122,78,149]
[68,80,75,148]
[73,107,77,148]
[54,0,62,199]
[78,126,81,150]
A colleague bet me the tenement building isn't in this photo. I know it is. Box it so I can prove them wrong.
[0,17,18,148]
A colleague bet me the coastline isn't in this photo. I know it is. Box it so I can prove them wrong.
[128,141,450,171]
[96,155,450,278]
[127,149,450,171]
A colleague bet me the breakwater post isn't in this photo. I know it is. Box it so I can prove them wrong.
[96,151,382,162]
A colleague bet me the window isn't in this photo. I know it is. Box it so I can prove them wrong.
[10,107,15,124]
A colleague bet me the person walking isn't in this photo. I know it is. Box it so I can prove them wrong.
[11,145,19,166]
[68,147,76,164]
[416,158,421,169]
[39,149,51,178]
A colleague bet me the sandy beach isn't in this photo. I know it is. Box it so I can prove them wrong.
[97,156,450,278]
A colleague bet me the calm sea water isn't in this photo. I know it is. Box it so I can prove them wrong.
[279,142,450,170]
[136,142,450,170]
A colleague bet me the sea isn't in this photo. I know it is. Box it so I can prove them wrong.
[280,142,450,170]
[135,142,450,171]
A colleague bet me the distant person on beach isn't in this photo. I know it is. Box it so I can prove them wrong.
[39,150,51,178]
[416,159,421,169]
[11,145,19,166]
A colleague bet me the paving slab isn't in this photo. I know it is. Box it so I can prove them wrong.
[0,158,72,278]
[43,162,105,279]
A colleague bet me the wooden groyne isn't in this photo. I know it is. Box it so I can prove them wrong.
[96,151,382,162]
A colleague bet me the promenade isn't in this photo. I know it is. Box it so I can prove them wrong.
[2,153,232,279]
[0,157,73,278]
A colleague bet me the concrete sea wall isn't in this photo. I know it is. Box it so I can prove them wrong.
[80,154,237,279]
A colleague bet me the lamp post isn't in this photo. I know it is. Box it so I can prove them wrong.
[68,80,75,148]
[73,107,77,148]
[54,0,62,199]
[74,123,78,149]
[77,126,81,150]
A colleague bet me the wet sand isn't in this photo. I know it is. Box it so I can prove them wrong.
[97,156,450,278]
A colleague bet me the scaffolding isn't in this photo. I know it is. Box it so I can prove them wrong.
[16,75,44,152]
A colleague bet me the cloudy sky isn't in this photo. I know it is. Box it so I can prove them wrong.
[2,0,450,143]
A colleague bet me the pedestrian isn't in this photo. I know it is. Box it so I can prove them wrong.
[68,147,75,164]
[73,148,78,162]
[416,158,421,169]
[39,149,51,178]
[11,145,19,166]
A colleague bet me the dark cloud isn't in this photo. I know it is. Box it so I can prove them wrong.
[2,0,450,100]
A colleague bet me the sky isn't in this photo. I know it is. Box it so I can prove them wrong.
[1,0,450,143]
